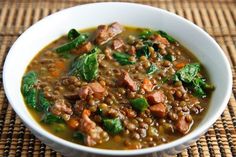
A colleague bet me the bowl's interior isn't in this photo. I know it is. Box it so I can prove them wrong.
[3,2,232,156]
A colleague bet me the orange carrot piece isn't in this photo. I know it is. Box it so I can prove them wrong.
[67,118,79,129]
[175,62,186,69]
[82,109,91,117]
[51,70,60,77]
[54,60,66,70]
[142,78,153,92]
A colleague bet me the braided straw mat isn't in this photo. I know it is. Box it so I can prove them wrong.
[0,0,235,156]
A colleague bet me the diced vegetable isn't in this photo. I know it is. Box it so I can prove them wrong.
[156,30,176,43]
[68,29,80,40]
[136,45,150,58]
[147,63,158,75]
[41,112,64,124]
[142,78,153,92]
[55,34,88,53]
[130,98,149,112]
[177,63,200,83]
[69,47,100,81]
[103,118,123,134]
[21,71,38,109]
[113,52,135,65]
[164,54,176,62]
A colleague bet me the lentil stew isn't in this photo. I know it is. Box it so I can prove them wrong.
[21,22,214,150]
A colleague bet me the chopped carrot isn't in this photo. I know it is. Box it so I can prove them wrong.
[67,118,79,129]
[54,60,66,71]
[142,78,153,92]
[82,109,91,117]
[51,70,60,77]
[175,62,186,69]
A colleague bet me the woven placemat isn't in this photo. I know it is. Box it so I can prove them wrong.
[0,0,235,156]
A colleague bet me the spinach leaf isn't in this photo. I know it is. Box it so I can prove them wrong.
[55,34,88,53]
[113,52,135,65]
[177,63,200,83]
[164,54,176,62]
[69,47,99,81]
[68,29,80,40]
[157,30,176,43]
[103,118,123,135]
[37,90,51,112]
[41,112,64,124]
[147,63,158,75]
[130,98,149,112]
[136,45,150,58]
[73,131,84,141]
[21,71,38,108]
[192,77,214,98]
[139,29,154,40]
[192,77,206,97]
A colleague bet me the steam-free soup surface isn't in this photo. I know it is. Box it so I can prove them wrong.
[22,22,213,150]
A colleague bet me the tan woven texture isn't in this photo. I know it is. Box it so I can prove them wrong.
[0,0,235,156]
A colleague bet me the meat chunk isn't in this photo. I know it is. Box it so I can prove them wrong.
[176,116,192,134]
[94,22,123,45]
[112,38,124,50]
[146,91,165,105]
[78,86,94,100]
[72,42,92,54]
[120,71,137,91]
[50,99,73,120]
[79,109,109,146]
[78,82,106,100]
[149,103,167,118]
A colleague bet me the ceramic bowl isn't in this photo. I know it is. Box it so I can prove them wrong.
[3,2,232,157]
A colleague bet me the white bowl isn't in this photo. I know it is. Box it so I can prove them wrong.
[3,2,232,157]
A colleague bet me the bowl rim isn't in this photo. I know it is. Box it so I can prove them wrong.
[3,2,232,156]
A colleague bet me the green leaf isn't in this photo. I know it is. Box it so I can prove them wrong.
[37,90,51,112]
[55,34,88,53]
[103,118,123,135]
[41,112,64,124]
[68,29,80,40]
[192,77,214,98]
[139,29,154,40]
[147,63,158,75]
[136,45,150,58]
[192,77,206,98]
[130,98,149,112]
[156,30,176,43]
[177,63,200,83]
[73,131,84,141]
[69,47,99,81]
[163,54,176,62]
[21,71,38,108]
[112,52,135,65]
